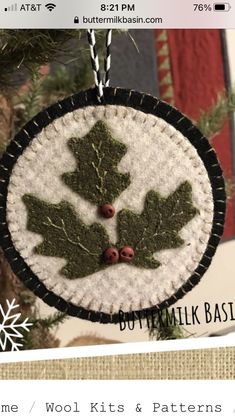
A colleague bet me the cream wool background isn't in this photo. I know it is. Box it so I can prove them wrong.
[6,105,213,315]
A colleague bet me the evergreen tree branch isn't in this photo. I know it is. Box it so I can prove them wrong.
[149,309,186,340]
[21,311,67,350]
[197,89,235,140]
[18,67,43,128]
[41,60,93,99]
[30,311,67,330]
[0,30,110,90]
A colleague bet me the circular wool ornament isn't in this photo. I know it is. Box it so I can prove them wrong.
[0,88,226,323]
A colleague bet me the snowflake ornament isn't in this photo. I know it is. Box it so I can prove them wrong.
[0,299,32,351]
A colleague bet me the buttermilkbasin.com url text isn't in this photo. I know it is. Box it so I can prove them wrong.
[82,16,163,24]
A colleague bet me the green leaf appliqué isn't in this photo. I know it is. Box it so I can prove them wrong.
[116,181,199,269]
[62,120,131,205]
[22,195,111,279]
[22,179,198,279]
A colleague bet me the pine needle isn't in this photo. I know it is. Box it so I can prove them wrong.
[127,32,140,53]
[197,90,235,139]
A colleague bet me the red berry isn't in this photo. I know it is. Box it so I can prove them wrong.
[119,246,135,262]
[103,247,119,264]
[99,204,115,219]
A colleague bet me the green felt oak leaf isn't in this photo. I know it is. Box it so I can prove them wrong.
[22,194,111,279]
[62,120,131,206]
[22,182,198,279]
[116,181,199,269]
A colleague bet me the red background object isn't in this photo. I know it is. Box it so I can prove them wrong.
[155,29,235,240]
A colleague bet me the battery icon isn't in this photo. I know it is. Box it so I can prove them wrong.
[213,3,231,11]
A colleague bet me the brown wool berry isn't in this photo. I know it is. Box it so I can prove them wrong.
[99,203,115,218]
[119,246,135,262]
[103,247,119,264]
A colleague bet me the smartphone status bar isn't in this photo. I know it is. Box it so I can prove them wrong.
[0,0,234,28]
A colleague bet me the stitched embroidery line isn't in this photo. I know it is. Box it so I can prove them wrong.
[62,120,131,206]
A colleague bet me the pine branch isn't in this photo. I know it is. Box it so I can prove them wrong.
[149,309,185,340]
[0,29,119,90]
[0,95,13,156]
[21,311,66,350]
[17,68,43,128]
[0,30,89,90]
[41,60,93,99]
[30,311,67,330]
[197,90,235,139]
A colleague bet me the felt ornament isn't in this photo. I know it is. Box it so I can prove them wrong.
[0,30,226,323]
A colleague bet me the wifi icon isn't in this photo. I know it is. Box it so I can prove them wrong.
[45,3,56,11]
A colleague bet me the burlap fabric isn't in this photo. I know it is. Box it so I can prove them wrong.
[0,348,234,379]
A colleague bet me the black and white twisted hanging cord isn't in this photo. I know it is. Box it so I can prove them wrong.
[87,29,112,101]
[104,29,112,86]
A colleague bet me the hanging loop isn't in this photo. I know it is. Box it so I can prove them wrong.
[87,29,112,102]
